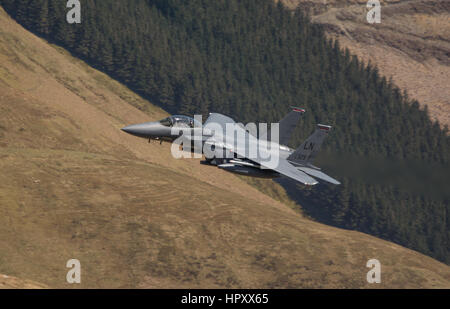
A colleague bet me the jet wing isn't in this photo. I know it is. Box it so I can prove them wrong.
[204,113,235,128]
[204,113,319,185]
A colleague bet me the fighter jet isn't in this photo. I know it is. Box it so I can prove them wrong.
[121,109,340,185]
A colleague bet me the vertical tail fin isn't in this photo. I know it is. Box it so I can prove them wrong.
[288,124,331,164]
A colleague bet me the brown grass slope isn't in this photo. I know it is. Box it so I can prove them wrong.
[279,0,450,128]
[0,274,47,289]
[0,7,449,288]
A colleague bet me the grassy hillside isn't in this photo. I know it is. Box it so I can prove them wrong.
[2,0,448,264]
[0,7,449,288]
[0,274,47,289]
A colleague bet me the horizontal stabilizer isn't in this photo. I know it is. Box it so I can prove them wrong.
[266,159,318,186]
[297,167,340,185]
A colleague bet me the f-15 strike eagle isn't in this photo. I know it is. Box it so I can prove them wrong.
[121,108,340,186]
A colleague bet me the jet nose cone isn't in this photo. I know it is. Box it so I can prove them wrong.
[121,124,140,136]
[121,121,162,138]
[121,125,137,134]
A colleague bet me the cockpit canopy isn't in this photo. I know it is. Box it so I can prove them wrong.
[159,115,202,128]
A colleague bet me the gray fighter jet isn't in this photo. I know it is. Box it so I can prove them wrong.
[121,108,340,185]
